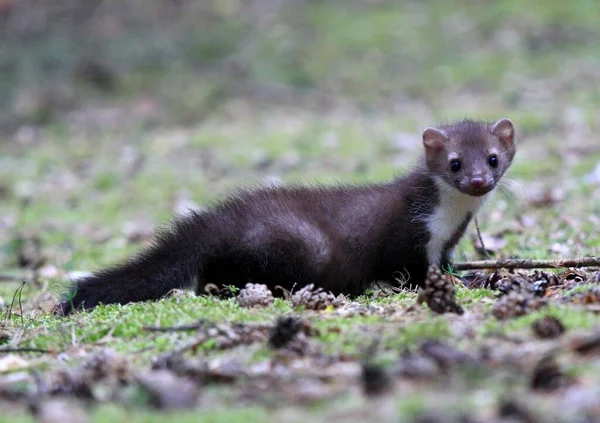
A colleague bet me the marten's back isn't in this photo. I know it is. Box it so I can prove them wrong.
[193,176,429,294]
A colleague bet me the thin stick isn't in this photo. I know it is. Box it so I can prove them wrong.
[0,347,52,354]
[171,333,212,356]
[453,257,600,271]
[143,318,212,333]
[0,272,27,283]
[143,323,206,332]
[5,281,25,324]
[473,217,491,260]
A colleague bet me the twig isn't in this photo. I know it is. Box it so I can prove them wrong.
[0,271,27,283]
[0,347,53,354]
[473,217,491,260]
[17,282,24,325]
[143,323,208,332]
[171,333,213,356]
[160,322,272,356]
[453,257,600,271]
[143,318,212,333]
[5,281,25,325]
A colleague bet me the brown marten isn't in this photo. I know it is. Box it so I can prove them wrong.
[59,118,516,314]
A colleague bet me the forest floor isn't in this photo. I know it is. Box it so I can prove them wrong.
[1,1,600,421]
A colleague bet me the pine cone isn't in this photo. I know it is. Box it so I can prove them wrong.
[496,273,534,296]
[361,363,392,396]
[15,232,45,269]
[291,284,339,310]
[572,287,600,305]
[560,269,587,284]
[532,316,565,339]
[530,270,562,297]
[571,333,600,355]
[268,316,302,349]
[236,283,274,308]
[530,356,565,391]
[203,283,237,299]
[417,266,464,315]
[493,271,565,298]
[498,399,538,423]
[492,291,545,320]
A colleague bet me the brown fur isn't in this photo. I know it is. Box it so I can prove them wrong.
[59,118,516,314]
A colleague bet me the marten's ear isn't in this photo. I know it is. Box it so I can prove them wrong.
[492,118,515,146]
[422,127,447,154]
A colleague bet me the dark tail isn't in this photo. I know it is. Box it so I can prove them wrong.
[58,213,204,315]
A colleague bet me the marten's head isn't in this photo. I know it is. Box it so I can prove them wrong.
[422,118,516,197]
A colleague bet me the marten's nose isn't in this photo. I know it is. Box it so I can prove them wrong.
[470,177,486,188]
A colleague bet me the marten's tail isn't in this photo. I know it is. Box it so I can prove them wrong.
[58,213,204,315]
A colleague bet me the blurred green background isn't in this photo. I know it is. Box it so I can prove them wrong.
[3,0,599,129]
[1,0,600,274]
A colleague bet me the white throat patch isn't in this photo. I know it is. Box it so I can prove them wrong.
[425,177,489,265]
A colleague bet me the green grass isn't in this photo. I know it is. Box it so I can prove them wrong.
[9,293,453,359]
[0,405,271,423]
[484,306,600,336]
[10,296,291,354]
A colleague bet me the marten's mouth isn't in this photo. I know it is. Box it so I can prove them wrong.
[459,183,494,197]
[467,189,491,197]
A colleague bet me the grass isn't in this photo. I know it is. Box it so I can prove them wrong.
[484,306,600,335]
[0,405,272,423]
[9,293,452,359]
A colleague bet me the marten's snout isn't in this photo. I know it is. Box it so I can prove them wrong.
[470,177,486,189]
[463,176,493,196]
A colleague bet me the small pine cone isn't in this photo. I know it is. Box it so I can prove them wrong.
[498,399,537,423]
[560,269,587,284]
[532,270,562,286]
[268,316,301,349]
[497,273,534,297]
[530,356,566,391]
[0,329,9,344]
[482,271,504,289]
[361,363,392,397]
[572,287,600,305]
[530,270,562,297]
[532,316,566,339]
[492,291,545,320]
[291,284,337,310]
[203,283,237,299]
[15,232,45,269]
[417,266,464,315]
[236,283,274,308]
[571,333,600,355]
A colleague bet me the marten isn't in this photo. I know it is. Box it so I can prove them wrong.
[59,118,516,315]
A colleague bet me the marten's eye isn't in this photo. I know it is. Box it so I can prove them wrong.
[488,154,498,168]
[450,159,462,173]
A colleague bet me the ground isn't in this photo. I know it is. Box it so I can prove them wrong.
[1,0,600,422]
